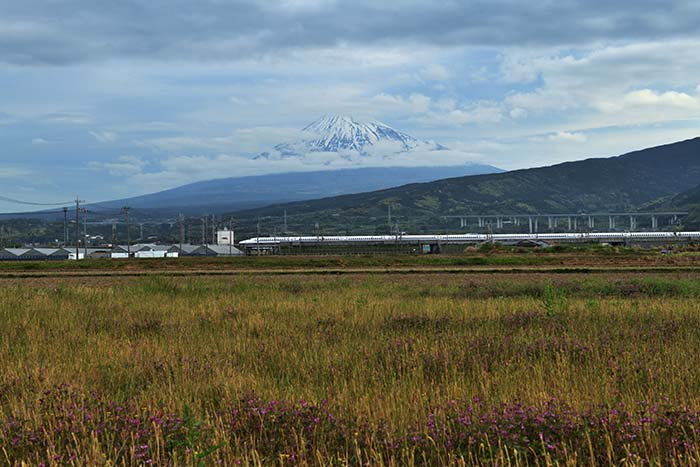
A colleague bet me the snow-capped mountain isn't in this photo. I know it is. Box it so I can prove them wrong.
[298,115,420,153]
[257,115,446,160]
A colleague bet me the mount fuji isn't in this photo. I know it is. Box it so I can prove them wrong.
[82,116,502,218]
[257,115,448,160]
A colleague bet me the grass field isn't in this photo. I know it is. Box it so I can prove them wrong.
[3,263,700,465]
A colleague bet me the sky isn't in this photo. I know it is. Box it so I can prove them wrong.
[1,0,700,211]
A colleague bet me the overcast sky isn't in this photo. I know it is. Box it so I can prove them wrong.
[1,0,700,210]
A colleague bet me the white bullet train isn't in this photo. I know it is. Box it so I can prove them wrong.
[239,231,700,246]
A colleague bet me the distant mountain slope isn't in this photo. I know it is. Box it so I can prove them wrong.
[231,137,700,235]
[90,165,502,216]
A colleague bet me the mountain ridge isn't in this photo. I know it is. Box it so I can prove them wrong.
[87,164,503,217]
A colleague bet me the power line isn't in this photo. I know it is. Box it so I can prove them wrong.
[0,208,70,217]
[0,195,73,206]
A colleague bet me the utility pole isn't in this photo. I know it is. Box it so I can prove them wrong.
[123,207,131,258]
[111,223,116,246]
[201,217,206,246]
[82,208,88,257]
[387,205,392,232]
[75,196,81,260]
[283,210,288,233]
[63,207,68,247]
[211,214,216,245]
[178,214,184,252]
[139,223,144,242]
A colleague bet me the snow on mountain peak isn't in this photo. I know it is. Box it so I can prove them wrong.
[268,115,433,157]
[255,115,448,162]
[298,115,419,154]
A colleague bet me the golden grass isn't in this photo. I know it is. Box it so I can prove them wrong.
[3,273,700,465]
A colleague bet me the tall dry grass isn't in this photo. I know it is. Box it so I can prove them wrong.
[2,273,700,465]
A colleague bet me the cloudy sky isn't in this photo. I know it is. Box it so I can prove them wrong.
[1,0,700,211]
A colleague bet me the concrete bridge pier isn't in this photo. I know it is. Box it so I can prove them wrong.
[588,216,595,229]
[609,216,616,230]
[651,216,658,230]
[630,216,637,231]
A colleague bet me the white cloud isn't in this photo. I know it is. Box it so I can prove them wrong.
[89,130,117,143]
[420,64,450,81]
[622,89,700,110]
[139,127,305,154]
[550,131,587,143]
[407,94,432,113]
[421,102,503,126]
[93,141,489,192]
[31,138,48,144]
[530,131,587,143]
[0,166,31,179]
[498,40,700,134]
[509,107,527,119]
[372,93,502,127]
[44,112,91,125]
[89,155,147,176]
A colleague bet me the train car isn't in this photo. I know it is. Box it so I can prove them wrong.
[238,231,700,254]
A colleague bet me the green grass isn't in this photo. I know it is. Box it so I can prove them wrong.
[3,273,700,465]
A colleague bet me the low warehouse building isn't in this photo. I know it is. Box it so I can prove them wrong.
[190,244,245,256]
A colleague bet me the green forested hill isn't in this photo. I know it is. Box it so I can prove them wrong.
[666,184,700,228]
[230,137,700,236]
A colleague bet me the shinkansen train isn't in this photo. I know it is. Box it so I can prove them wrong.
[239,231,700,249]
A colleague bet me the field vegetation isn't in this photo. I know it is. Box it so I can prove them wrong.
[3,272,700,465]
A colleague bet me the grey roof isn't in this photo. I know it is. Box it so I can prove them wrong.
[127,243,172,252]
[0,248,31,256]
[195,244,245,256]
[174,244,200,254]
[148,245,172,251]
[33,248,67,256]
[0,243,246,259]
